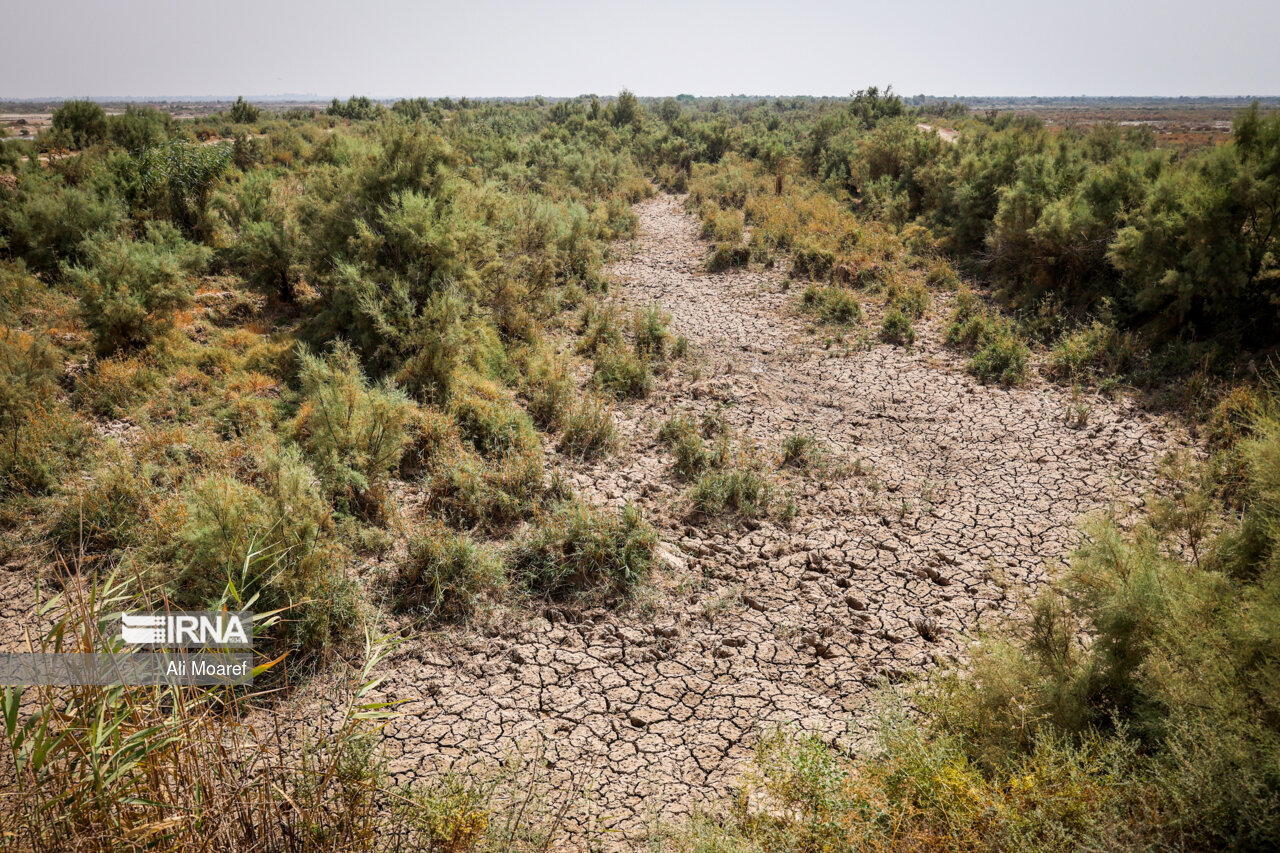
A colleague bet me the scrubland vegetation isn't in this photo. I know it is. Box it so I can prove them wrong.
[678,87,1278,397]
[1,94,656,849]
[1,89,1279,850]
[669,415,1280,852]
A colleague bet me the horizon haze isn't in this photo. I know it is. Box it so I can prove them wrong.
[2,0,1278,99]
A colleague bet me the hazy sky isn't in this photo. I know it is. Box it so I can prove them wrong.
[2,0,1277,98]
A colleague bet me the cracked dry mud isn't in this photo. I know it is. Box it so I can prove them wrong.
[0,194,1195,845]
[0,190,1197,847]
[354,195,1194,844]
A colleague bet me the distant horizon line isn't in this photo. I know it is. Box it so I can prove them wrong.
[2,93,1279,103]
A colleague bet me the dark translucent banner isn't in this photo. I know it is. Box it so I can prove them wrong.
[0,653,254,685]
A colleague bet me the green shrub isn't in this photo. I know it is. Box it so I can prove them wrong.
[701,206,744,244]
[576,302,623,355]
[658,413,721,476]
[691,465,773,519]
[0,175,126,277]
[509,499,657,599]
[945,292,1031,385]
[655,412,698,445]
[395,775,493,852]
[781,433,825,469]
[1047,320,1139,383]
[886,279,931,319]
[1105,106,1280,349]
[177,475,292,601]
[879,307,916,346]
[748,229,778,266]
[135,140,233,236]
[592,345,652,399]
[791,243,836,280]
[671,722,1149,853]
[925,260,960,289]
[74,355,160,417]
[49,449,152,556]
[391,97,438,123]
[945,311,1000,349]
[610,89,641,128]
[448,375,538,458]
[50,100,108,148]
[424,447,545,531]
[174,444,352,652]
[397,292,495,404]
[399,406,461,478]
[0,402,89,498]
[214,169,300,302]
[523,349,574,430]
[945,285,981,327]
[1,329,90,496]
[291,342,414,516]
[108,105,170,152]
[0,137,25,173]
[658,412,735,483]
[558,397,616,460]
[295,126,506,381]
[634,303,672,360]
[227,96,261,124]
[970,330,1030,385]
[69,222,209,355]
[707,242,750,271]
[394,523,504,617]
[327,96,384,121]
[800,284,862,324]
[655,162,689,193]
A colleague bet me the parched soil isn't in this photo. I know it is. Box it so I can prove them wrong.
[0,194,1194,845]
[359,195,1192,844]
[916,122,959,143]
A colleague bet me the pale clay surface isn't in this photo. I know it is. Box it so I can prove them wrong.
[0,194,1194,847]
[364,195,1190,842]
